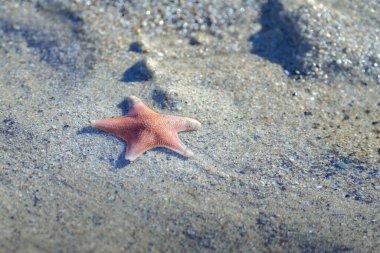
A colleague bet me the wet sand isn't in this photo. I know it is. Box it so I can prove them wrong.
[0,1,379,252]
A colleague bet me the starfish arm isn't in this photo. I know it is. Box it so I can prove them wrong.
[127,96,156,117]
[159,133,195,158]
[91,116,138,134]
[163,115,202,132]
[125,131,156,161]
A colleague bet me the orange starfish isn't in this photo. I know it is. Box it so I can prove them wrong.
[91,96,201,161]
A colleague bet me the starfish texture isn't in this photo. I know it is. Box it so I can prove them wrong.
[92,96,201,161]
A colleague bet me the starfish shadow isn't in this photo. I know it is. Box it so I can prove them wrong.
[77,126,104,135]
[77,126,131,168]
[117,97,130,115]
[115,145,130,168]
[152,147,189,161]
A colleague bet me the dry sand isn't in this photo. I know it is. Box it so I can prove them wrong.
[0,0,379,252]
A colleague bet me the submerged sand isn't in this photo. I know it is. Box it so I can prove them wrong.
[0,1,379,252]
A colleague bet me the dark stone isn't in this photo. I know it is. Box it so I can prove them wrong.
[248,0,311,76]
[304,111,312,116]
[121,60,153,82]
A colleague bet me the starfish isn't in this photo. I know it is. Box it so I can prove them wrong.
[91,96,201,161]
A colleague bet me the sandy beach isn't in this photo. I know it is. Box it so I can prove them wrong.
[0,0,379,252]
